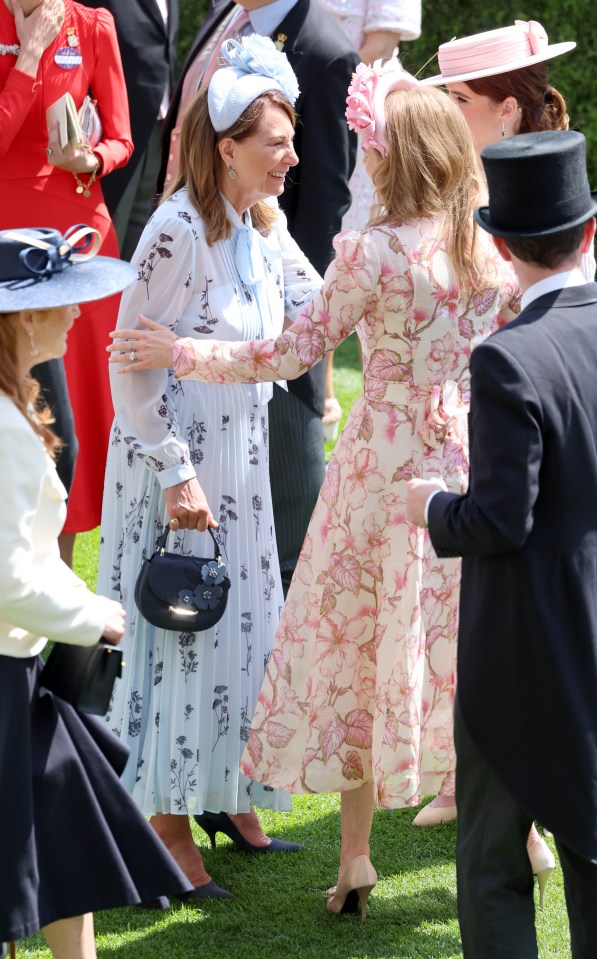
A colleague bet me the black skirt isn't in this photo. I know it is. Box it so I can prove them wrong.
[0,655,192,942]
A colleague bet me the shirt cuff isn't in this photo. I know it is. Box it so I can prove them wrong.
[424,489,442,525]
[156,460,196,490]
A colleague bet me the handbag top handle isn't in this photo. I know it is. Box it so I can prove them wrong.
[156,525,222,562]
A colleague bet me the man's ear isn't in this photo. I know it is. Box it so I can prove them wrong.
[492,235,512,263]
[580,217,596,254]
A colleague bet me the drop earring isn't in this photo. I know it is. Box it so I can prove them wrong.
[27,327,39,357]
[501,119,506,138]
[228,165,237,180]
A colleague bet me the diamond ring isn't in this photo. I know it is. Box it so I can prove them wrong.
[46,147,53,157]
[170,517,180,528]
[129,351,137,362]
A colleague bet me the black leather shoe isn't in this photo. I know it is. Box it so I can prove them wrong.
[194,811,304,853]
[174,880,234,901]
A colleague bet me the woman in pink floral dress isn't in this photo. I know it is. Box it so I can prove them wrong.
[110,65,518,918]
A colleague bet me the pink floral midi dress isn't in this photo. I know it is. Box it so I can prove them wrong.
[173,218,519,808]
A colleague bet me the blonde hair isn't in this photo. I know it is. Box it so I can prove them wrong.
[0,311,60,456]
[162,86,296,245]
[368,85,485,288]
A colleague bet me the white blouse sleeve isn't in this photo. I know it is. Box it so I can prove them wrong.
[274,209,323,321]
[174,230,381,384]
[0,423,106,646]
[110,214,198,490]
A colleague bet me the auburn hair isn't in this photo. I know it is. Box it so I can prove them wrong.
[0,312,60,456]
[466,63,568,133]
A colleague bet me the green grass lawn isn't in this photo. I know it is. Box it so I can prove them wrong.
[19,337,571,957]
[324,332,363,462]
[16,808,568,958]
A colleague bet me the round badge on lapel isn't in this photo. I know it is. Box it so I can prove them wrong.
[54,46,82,70]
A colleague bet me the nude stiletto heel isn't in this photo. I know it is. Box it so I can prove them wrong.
[326,855,377,922]
[412,799,457,826]
[527,836,555,909]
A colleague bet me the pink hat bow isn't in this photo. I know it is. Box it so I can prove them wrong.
[515,19,548,56]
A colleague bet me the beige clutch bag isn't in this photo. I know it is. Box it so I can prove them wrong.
[46,92,85,149]
[46,93,102,151]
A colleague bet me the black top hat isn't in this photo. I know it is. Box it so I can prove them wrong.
[0,225,136,313]
[474,130,597,238]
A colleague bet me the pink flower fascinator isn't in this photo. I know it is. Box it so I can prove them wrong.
[345,59,419,158]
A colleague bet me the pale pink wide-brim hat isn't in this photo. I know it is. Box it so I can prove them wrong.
[420,20,575,86]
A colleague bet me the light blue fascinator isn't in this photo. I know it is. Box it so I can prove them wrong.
[208,34,300,133]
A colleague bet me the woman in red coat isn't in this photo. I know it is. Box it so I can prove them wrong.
[0,0,132,557]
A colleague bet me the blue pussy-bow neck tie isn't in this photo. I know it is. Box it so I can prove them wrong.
[233,222,265,285]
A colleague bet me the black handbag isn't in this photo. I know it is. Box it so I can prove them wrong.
[39,640,124,716]
[134,526,231,632]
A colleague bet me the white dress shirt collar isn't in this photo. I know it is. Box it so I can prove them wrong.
[248,0,299,37]
[155,0,168,26]
[520,268,588,311]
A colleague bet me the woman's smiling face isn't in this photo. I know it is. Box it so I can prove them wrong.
[222,102,298,213]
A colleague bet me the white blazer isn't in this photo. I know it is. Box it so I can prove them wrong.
[0,395,107,658]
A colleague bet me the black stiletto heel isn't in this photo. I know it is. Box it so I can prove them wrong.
[195,817,218,848]
[194,811,304,853]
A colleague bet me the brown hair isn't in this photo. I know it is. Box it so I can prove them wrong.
[369,85,486,288]
[466,63,569,133]
[162,86,296,245]
[504,223,587,268]
[0,312,60,456]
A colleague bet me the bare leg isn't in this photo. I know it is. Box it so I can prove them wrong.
[325,784,377,907]
[228,808,270,847]
[42,914,96,959]
[339,782,375,875]
[150,813,211,886]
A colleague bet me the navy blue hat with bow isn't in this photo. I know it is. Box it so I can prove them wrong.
[0,225,136,312]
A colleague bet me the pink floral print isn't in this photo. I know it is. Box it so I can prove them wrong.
[176,218,519,807]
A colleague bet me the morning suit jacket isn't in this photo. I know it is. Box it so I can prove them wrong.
[81,0,179,212]
[428,283,597,863]
[160,0,359,414]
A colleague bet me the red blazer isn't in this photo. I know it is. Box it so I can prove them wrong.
[0,0,132,182]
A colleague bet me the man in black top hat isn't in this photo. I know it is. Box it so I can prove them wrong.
[406,129,597,958]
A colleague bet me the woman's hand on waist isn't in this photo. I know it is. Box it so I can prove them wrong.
[108,315,177,373]
[12,0,65,77]
[165,477,217,533]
